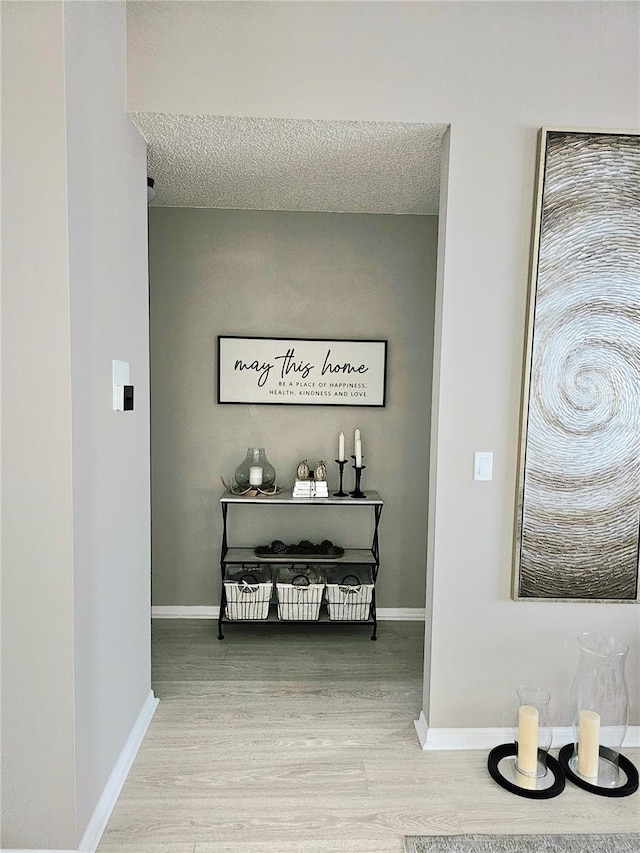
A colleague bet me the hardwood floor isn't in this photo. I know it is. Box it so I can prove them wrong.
[97,620,639,852]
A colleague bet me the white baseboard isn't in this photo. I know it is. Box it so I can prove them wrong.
[152,605,425,621]
[414,713,640,751]
[378,608,425,620]
[77,689,159,852]
[153,605,218,618]
[414,710,430,748]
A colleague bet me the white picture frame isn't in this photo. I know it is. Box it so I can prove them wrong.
[217,336,388,407]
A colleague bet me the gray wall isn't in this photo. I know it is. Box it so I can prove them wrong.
[1,2,152,847]
[130,1,640,729]
[149,209,438,609]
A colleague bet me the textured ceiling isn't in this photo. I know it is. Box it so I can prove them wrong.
[129,113,447,215]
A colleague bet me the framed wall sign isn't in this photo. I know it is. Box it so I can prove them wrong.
[513,128,640,602]
[217,336,387,406]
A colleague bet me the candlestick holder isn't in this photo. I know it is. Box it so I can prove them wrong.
[333,459,348,497]
[350,461,366,499]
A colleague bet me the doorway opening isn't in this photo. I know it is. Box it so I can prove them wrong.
[134,113,449,730]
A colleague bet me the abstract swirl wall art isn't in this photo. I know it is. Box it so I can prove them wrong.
[513,129,640,602]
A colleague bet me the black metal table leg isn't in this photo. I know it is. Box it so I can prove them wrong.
[370,591,377,640]
[218,503,229,639]
[218,587,225,640]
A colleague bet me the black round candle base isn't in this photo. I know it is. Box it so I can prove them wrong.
[487,743,565,799]
[558,743,639,797]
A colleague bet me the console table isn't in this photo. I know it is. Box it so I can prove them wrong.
[218,489,383,640]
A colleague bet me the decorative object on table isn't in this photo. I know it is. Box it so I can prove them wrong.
[254,539,344,559]
[354,430,362,465]
[326,565,374,621]
[313,460,327,481]
[234,447,276,490]
[334,458,348,497]
[217,336,387,407]
[347,428,367,498]
[296,459,310,480]
[293,478,328,498]
[350,461,366,499]
[334,430,348,497]
[220,476,286,497]
[513,129,640,602]
[558,632,638,796]
[487,683,565,799]
[275,565,325,621]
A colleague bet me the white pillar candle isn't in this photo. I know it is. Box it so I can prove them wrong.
[354,428,361,447]
[517,772,538,791]
[338,432,345,461]
[249,466,263,486]
[577,709,600,779]
[517,704,539,775]
[355,439,362,467]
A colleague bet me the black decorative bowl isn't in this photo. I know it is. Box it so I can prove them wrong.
[254,539,344,559]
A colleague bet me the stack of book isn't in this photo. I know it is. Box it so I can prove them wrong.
[293,479,329,498]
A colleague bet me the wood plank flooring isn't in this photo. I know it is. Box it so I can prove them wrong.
[97,620,640,853]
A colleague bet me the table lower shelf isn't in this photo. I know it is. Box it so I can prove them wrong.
[218,602,377,639]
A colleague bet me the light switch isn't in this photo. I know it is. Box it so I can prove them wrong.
[113,360,130,411]
[474,451,493,481]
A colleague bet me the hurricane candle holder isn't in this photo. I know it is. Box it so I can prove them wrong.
[334,459,348,497]
[559,633,638,796]
[487,684,565,799]
[234,447,276,490]
[513,684,553,780]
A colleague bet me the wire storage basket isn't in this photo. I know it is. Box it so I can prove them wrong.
[224,564,273,620]
[326,565,374,621]
[276,565,324,621]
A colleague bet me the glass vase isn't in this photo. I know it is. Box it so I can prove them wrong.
[234,447,276,490]
[512,683,553,779]
[568,632,629,787]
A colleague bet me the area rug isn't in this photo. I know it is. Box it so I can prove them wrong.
[403,835,640,852]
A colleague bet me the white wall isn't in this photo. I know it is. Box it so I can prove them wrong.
[128,1,640,727]
[1,2,151,847]
[64,1,151,832]
[1,3,77,846]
